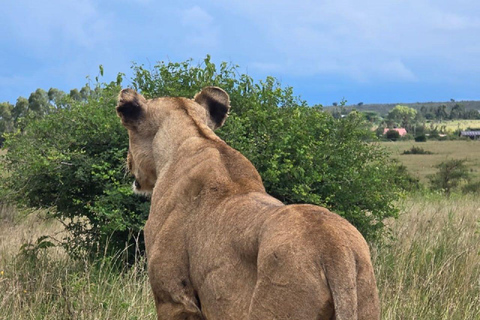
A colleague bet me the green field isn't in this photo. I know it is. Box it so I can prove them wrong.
[381,140,480,183]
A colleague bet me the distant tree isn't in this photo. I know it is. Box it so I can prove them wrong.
[332,102,338,107]
[424,111,435,120]
[330,107,341,119]
[449,104,465,120]
[12,97,29,124]
[80,86,92,101]
[414,110,425,123]
[47,88,67,108]
[357,102,364,106]
[48,88,61,102]
[387,105,417,131]
[0,102,13,125]
[363,111,380,123]
[465,109,480,120]
[0,102,14,146]
[435,105,448,120]
[28,89,50,117]
[428,159,470,196]
[70,89,82,101]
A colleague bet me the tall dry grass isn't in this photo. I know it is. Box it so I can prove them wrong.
[373,195,480,319]
[1,196,479,319]
[0,205,155,320]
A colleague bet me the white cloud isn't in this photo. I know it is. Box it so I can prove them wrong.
[250,62,282,73]
[377,60,417,82]
[3,0,112,54]
[181,6,219,49]
[126,0,153,4]
[182,6,214,27]
[212,0,480,82]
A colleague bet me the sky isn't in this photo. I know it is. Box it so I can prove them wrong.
[1,0,480,106]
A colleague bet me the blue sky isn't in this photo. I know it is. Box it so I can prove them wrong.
[1,0,479,106]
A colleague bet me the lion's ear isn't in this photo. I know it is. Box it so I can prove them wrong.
[116,88,147,130]
[194,86,231,130]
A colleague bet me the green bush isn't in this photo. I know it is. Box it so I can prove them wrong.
[1,79,150,261]
[462,180,480,194]
[400,133,414,141]
[132,57,400,241]
[390,163,422,192]
[428,159,471,196]
[1,57,401,259]
[429,130,440,140]
[414,134,427,142]
[375,126,386,138]
[386,129,400,141]
[402,146,433,155]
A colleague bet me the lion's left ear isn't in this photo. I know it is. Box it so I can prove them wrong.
[116,88,147,130]
[194,86,231,130]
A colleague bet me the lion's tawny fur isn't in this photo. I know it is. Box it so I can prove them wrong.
[116,87,380,320]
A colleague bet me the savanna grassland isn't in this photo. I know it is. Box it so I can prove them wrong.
[1,196,479,319]
[2,150,154,319]
[0,205,156,320]
[374,195,480,319]
[2,139,480,319]
[381,140,480,183]
[1,57,479,319]
[2,137,480,319]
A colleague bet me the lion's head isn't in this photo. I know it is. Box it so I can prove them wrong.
[116,87,230,195]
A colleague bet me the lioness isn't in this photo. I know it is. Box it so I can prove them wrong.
[116,87,380,320]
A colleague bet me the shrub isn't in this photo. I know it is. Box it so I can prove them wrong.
[132,57,401,241]
[402,146,433,155]
[415,134,427,142]
[400,133,414,141]
[429,130,440,139]
[386,129,400,141]
[1,79,150,262]
[390,163,422,192]
[1,57,401,258]
[428,159,471,196]
[462,180,480,194]
[375,126,386,138]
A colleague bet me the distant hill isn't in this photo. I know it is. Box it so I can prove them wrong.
[324,100,480,116]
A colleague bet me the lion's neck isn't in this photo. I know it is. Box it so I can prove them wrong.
[151,131,265,213]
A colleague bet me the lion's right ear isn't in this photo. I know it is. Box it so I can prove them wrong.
[116,89,147,129]
[194,86,231,130]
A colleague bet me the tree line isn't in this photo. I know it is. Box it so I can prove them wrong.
[0,86,104,146]
[335,100,480,118]
[418,104,480,121]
